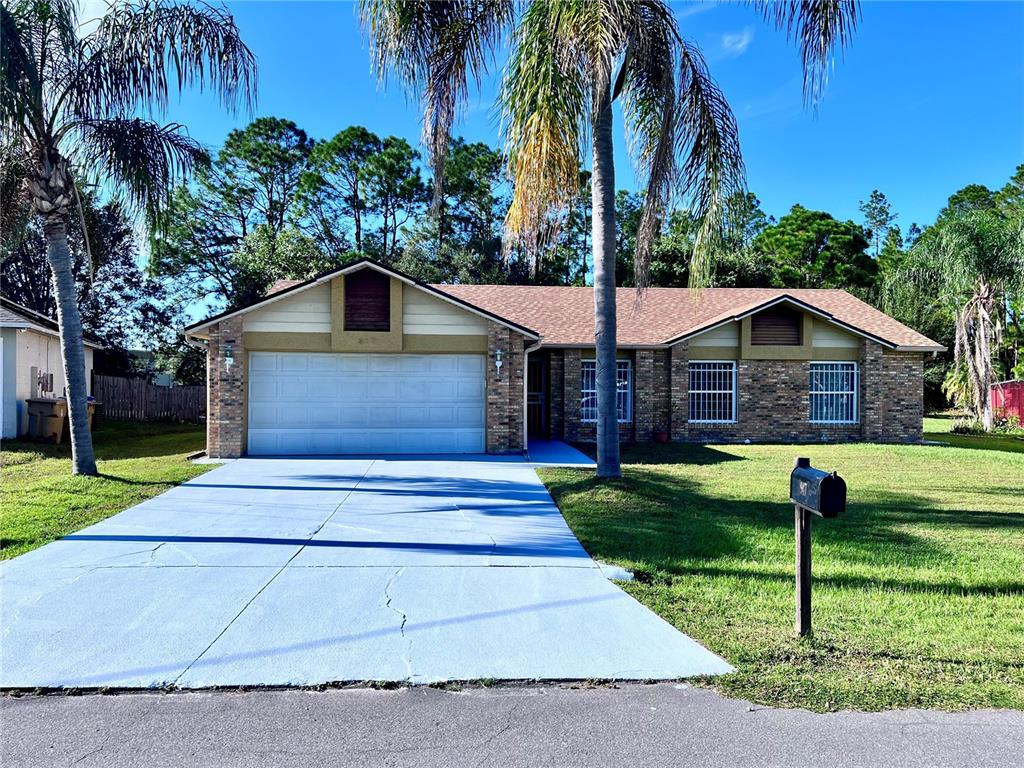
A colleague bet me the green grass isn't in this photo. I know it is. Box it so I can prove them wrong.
[1,421,211,560]
[540,435,1024,712]
[924,414,1024,453]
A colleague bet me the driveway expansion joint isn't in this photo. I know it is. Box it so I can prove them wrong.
[2,456,733,688]
[171,459,377,686]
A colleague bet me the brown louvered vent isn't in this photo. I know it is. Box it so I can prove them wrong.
[751,306,802,345]
[344,269,391,331]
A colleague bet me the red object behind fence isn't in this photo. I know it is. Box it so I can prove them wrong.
[990,380,1024,422]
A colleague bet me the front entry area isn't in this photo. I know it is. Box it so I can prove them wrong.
[247,352,486,455]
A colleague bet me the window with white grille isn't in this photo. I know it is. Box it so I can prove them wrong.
[809,362,859,423]
[580,360,632,423]
[688,362,736,423]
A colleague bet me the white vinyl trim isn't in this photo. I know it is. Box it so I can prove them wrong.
[666,295,917,351]
[186,261,539,339]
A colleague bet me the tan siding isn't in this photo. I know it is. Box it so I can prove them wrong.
[402,287,488,335]
[812,319,860,348]
[243,283,331,333]
[689,322,739,347]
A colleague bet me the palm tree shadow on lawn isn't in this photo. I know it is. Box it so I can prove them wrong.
[1,423,204,463]
[546,443,1024,596]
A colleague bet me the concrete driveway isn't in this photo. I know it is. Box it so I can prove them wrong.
[1,457,731,688]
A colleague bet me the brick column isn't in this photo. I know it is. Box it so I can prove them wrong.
[635,350,655,441]
[888,351,924,442]
[563,349,582,442]
[508,337,525,453]
[207,316,246,458]
[486,323,525,454]
[860,340,886,442]
[549,350,565,440]
[862,343,923,443]
[670,343,689,440]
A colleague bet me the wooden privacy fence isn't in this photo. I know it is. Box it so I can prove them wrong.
[92,374,205,423]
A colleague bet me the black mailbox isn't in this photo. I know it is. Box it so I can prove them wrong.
[790,458,846,518]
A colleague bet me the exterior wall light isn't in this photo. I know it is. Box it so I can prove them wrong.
[224,340,235,370]
[494,349,504,377]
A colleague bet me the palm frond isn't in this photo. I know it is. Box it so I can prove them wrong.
[618,1,677,290]
[1,0,80,137]
[0,138,32,252]
[501,0,590,266]
[73,117,208,221]
[752,0,861,106]
[671,39,745,288]
[82,0,257,117]
[0,2,38,132]
[360,0,511,209]
[620,3,744,290]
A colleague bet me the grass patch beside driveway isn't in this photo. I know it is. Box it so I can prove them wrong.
[1,422,210,560]
[539,436,1024,712]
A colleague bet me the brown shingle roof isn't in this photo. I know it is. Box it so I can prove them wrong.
[268,279,304,295]
[431,285,943,350]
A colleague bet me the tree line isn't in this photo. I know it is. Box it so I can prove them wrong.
[3,1,1017,477]
[7,109,1020,419]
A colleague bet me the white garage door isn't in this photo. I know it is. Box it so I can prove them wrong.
[247,352,486,455]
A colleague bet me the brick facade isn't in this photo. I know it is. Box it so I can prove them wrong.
[634,350,655,441]
[206,316,246,458]
[652,349,672,436]
[861,345,924,442]
[541,339,924,445]
[204,322,924,457]
[485,322,528,454]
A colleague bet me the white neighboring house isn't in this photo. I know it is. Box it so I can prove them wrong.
[0,296,100,439]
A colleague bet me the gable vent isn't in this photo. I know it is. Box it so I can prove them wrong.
[344,269,391,331]
[751,306,802,345]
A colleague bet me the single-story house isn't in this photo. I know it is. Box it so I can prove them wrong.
[184,258,944,458]
[1,296,100,438]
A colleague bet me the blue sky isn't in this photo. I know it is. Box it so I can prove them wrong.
[160,0,1023,231]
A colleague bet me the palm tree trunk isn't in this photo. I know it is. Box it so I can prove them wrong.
[977,294,995,431]
[43,214,97,476]
[591,72,621,478]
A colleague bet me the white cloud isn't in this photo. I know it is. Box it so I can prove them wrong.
[676,1,717,20]
[721,26,754,58]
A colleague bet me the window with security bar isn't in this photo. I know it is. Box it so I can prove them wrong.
[809,362,859,423]
[688,362,736,423]
[580,360,632,423]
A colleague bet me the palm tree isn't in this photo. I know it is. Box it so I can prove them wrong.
[893,210,1024,430]
[1,0,256,474]
[361,0,858,477]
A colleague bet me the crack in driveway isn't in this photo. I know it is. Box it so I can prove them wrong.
[383,567,413,681]
[170,460,377,685]
[3,456,734,688]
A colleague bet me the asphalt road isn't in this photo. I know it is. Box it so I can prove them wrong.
[3,684,1021,768]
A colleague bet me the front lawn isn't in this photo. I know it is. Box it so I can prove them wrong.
[1,421,211,560]
[924,414,1024,453]
[540,436,1024,712]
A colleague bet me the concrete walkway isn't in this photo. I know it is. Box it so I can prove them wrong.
[0,456,730,688]
[526,440,596,468]
[3,685,1020,768]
